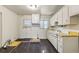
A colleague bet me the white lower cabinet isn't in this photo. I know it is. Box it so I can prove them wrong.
[58,36,79,53]
[58,37,63,53]
[47,30,58,50]
[53,37,58,50]
[50,35,58,50]
[58,44,63,53]
[47,30,79,53]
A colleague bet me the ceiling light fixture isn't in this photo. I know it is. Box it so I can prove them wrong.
[27,5,39,10]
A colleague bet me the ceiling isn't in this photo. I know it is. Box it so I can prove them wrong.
[4,5,63,15]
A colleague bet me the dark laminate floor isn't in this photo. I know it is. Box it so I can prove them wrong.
[0,46,15,53]
[0,39,58,53]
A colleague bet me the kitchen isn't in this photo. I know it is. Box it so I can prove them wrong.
[0,5,79,53]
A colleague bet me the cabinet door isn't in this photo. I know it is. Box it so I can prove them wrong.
[50,16,55,26]
[58,37,63,53]
[63,37,79,53]
[54,14,58,22]
[57,9,63,25]
[48,34,54,46]
[50,17,52,26]
[62,6,70,25]
[69,5,79,16]
[52,36,55,48]
[58,44,63,53]
[53,37,58,50]
[0,13,2,47]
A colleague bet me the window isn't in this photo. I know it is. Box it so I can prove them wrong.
[44,21,48,28]
[40,21,44,28]
[23,20,32,27]
[40,20,48,29]
[32,14,39,24]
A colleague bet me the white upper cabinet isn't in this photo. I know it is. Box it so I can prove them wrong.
[49,5,79,26]
[54,13,58,22]
[62,6,70,25]
[57,8,63,25]
[63,5,78,25]
[69,5,79,16]
[50,14,58,26]
[50,16,55,26]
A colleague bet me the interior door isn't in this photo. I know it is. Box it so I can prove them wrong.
[0,13,2,47]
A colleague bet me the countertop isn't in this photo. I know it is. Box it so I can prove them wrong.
[60,32,79,37]
[61,35,79,37]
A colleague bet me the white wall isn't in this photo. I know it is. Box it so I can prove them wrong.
[19,15,50,39]
[0,6,19,43]
[18,15,32,38]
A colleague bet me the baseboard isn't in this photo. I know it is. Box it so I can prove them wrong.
[18,38,46,39]
[41,39,47,40]
[15,38,32,41]
[17,38,32,40]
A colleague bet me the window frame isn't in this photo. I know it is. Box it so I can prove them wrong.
[23,19,32,28]
[40,20,48,29]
